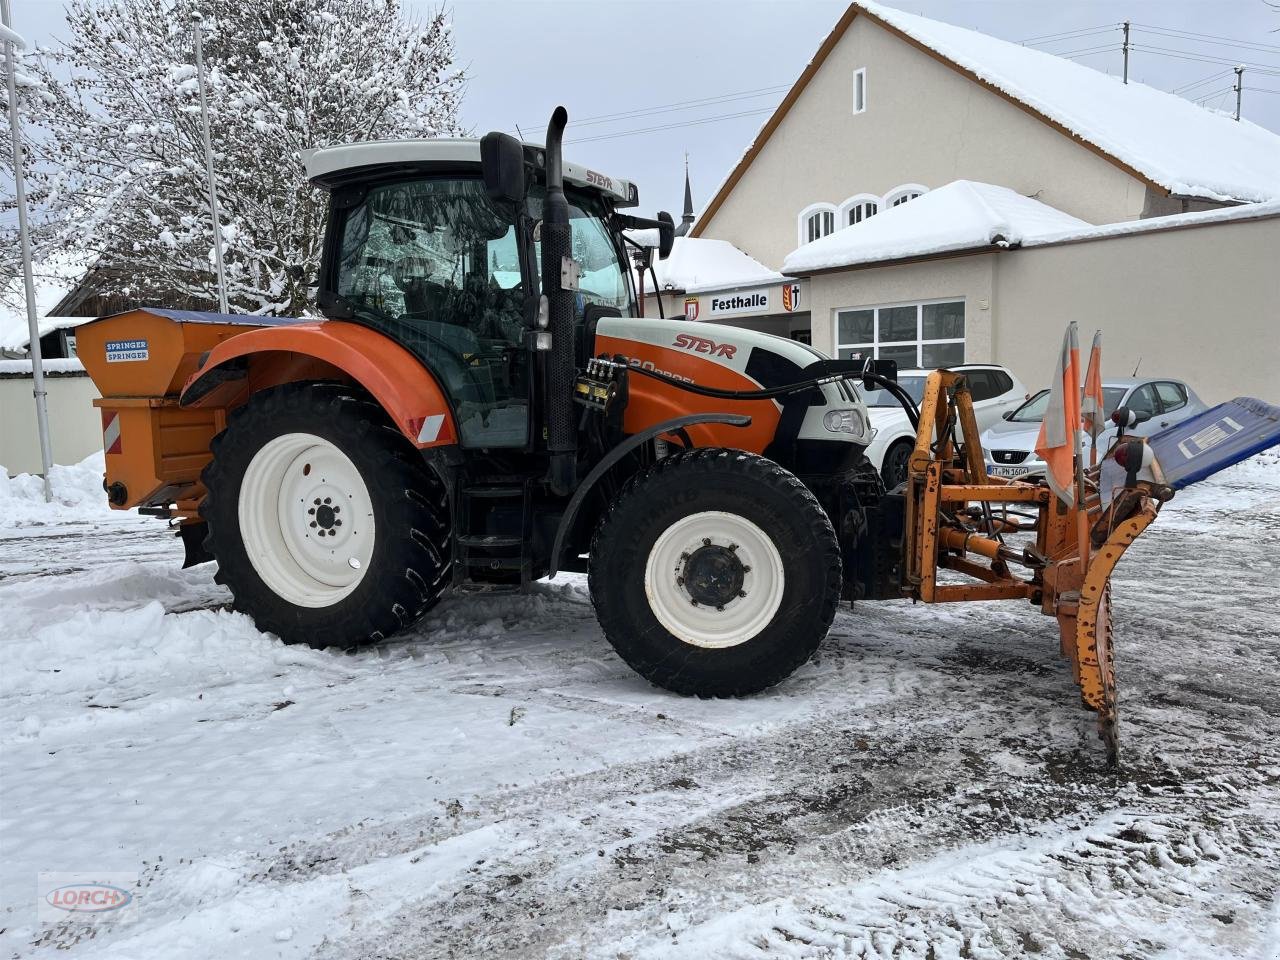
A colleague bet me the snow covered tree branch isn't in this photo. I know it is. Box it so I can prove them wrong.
[21,0,465,315]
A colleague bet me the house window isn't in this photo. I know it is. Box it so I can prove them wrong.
[845,199,878,226]
[852,68,867,114]
[835,299,965,369]
[798,203,837,246]
[884,184,928,208]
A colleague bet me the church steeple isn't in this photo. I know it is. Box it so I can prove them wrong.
[676,153,695,237]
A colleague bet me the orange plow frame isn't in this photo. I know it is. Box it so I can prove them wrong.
[901,370,1165,763]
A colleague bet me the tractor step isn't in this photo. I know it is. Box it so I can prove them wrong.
[462,484,526,499]
[456,534,524,548]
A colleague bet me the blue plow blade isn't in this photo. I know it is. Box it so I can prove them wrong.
[1146,397,1280,490]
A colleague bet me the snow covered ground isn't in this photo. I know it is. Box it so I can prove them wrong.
[1,453,1277,959]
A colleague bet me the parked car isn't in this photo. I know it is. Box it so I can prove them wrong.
[864,364,1029,487]
[980,377,1208,479]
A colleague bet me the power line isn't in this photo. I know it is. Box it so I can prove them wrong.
[1055,43,1122,59]
[511,84,790,137]
[1171,68,1233,94]
[1245,87,1280,95]
[1130,23,1280,57]
[1019,23,1116,45]
[1130,44,1280,76]
[566,107,776,146]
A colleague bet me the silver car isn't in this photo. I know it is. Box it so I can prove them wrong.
[980,377,1209,479]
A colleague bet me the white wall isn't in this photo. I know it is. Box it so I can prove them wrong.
[0,374,103,475]
[698,13,1150,271]
[993,216,1280,404]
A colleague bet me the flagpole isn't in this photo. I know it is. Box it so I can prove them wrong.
[192,10,229,314]
[2,1,54,502]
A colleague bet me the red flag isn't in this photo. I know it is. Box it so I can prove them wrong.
[1081,330,1105,448]
[1035,322,1081,506]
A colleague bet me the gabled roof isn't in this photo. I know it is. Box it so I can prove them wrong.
[693,2,1280,237]
[782,181,1090,274]
[635,236,784,295]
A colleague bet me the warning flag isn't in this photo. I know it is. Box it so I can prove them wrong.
[1081,329,1105,447]
[1035,322,1082,506]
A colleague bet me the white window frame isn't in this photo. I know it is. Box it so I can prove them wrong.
[797,202,838,247]
[883,183,928,208]
[839,192,880,227]
[852,67,867,115]
[833,296,966,369]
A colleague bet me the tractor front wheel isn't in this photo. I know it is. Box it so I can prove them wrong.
[589,448,842,696]
[201,383,451,649]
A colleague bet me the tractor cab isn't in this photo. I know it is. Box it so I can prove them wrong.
[305,138,669,451]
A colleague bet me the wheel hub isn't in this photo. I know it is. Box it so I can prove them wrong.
[681,543,745,608]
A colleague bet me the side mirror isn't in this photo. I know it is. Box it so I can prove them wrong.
[864,357,897,382]
[656,211,675,259]
[1111,405,1151,429]
[480,131,526,205]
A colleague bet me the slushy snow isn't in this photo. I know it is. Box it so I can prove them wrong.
[1,452,1277,958]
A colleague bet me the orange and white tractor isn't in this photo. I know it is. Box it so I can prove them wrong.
[76,108,1280,762]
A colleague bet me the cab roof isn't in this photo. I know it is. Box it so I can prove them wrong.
[304,138,638,207]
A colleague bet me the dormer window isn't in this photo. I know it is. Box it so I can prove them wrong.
[798,203,837,246]
[841,193,880,226]
[852,68,867,114]
[884,184,928,208]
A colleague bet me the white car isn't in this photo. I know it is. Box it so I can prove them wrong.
[864,364,1029,487]
[980,377,1208,479]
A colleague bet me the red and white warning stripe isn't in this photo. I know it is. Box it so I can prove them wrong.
[409,414,446,444]
[101,410,123,455]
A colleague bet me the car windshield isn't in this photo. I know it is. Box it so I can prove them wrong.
[862,375,926,408]
[1009,385,1131,423]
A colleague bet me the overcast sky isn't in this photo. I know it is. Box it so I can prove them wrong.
[8,0,1280,220]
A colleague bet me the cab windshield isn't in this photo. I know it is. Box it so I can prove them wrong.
[862,375,927,408]
[332,176,632,448]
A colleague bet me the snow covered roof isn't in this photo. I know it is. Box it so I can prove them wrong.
[635,236,784,295]
[0,254,94,352]
[783,181,1090,274]
[693,2,1280,237]
[858,1,1280,204]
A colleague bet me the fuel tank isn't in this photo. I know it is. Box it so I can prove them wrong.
[592,316,873,473]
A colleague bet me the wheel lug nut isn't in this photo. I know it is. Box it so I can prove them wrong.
[742,565,751,573]
[702,538,711,546]
[676,576,684,586]
[314,498,321,505]
[728,543,738,551]
[310,521,317,528]
[716,605,724,612]
[324,497,332,505]
[690,599,698,606]
[738,590,747,598]
[680,552,690,561]
[308,508,315,515]
[333,506,340,514]
[335,520,342,527]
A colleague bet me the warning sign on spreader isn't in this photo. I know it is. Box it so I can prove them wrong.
[105,339,149,363]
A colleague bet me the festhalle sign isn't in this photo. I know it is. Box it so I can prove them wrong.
[708,291,769,317]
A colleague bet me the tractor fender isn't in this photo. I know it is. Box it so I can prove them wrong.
[180,320,457,449]
[548,412,751,577]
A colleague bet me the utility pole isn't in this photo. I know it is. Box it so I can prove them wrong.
[1233,65,1244,121]
[192,11,229,313]
[1121,20,1130,84]
[2,0,53,500]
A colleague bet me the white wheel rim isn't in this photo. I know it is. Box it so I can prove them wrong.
[238,432,375,608]
[643,510,786,649]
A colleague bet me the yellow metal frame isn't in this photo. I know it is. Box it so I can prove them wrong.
[902,370,1162,762]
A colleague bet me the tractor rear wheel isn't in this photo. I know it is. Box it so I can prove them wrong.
[589,448,842,697]
[201,383,450,649]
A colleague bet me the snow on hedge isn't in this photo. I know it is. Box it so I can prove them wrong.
[859,1,1280,204]
[783,180,1089,273]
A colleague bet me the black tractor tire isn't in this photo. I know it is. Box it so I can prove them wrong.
[200,383,451,649]
[881,438,914,489]
[588,448,842,697]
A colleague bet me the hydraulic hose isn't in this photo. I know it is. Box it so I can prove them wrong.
[622,363,921,430]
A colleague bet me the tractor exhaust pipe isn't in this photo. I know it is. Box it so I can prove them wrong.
[541,106,577,496]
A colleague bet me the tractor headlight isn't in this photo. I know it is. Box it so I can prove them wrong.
[822,408,868,436]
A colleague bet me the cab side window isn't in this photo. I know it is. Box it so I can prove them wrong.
[965,370,997,401]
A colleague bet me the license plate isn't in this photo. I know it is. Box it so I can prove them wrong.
[988,464,1030,478]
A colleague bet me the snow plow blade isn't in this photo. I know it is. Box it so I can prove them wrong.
[897,372,1280,765]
